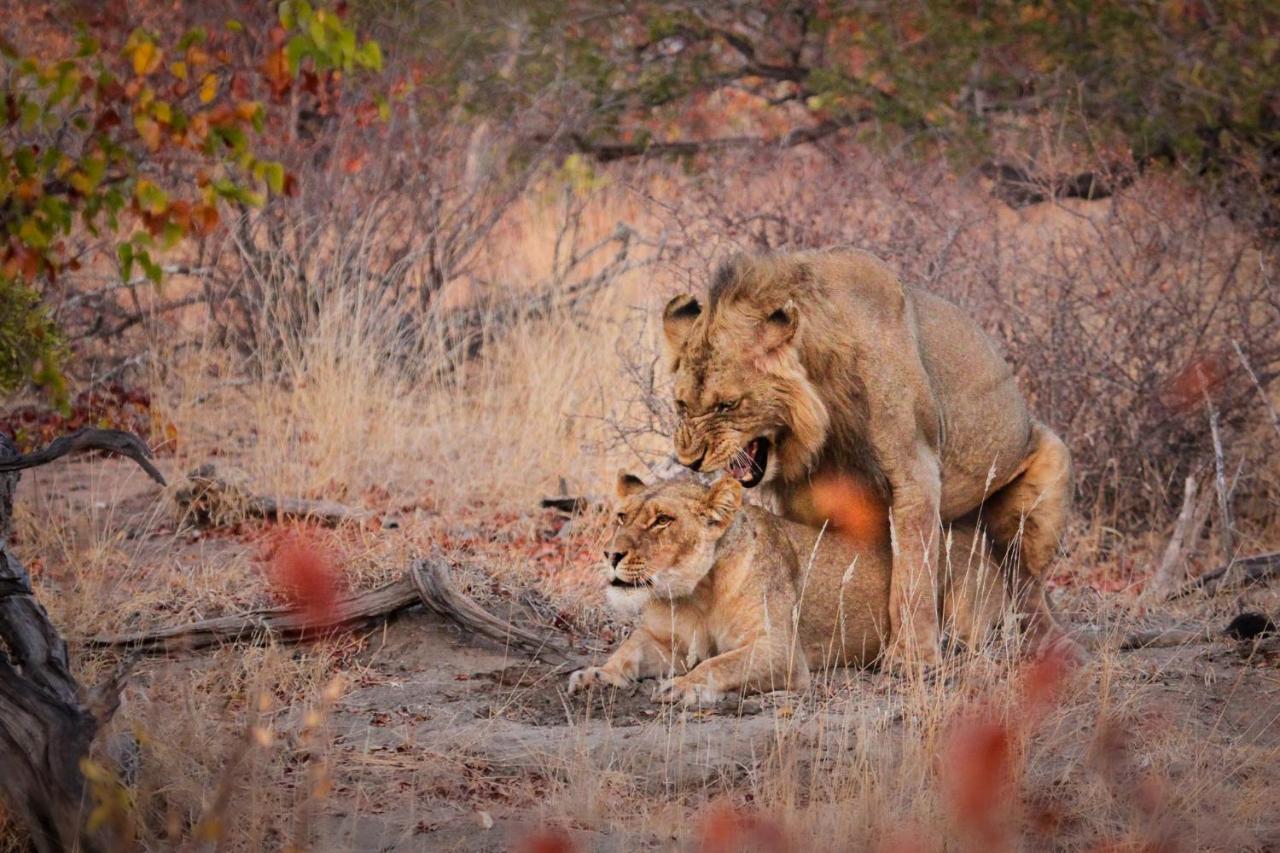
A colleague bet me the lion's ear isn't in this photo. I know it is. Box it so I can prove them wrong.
[663,294,702,352]
[616,470,647,498]
[704,477,743,525]
[758,298,798,353]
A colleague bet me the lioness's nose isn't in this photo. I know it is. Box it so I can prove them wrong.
[605,550,626,567]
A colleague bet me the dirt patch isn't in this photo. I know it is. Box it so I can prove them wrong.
[472,663,765,727]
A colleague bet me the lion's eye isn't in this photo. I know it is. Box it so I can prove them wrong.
[650,513,675,528]
[715,398,740,413]
[615,512,627,525]
[675,400,689,417]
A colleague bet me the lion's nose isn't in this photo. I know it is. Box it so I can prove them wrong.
[679,452,705,472]
[605,550,627,567]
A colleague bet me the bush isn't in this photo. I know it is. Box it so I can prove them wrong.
[647,148,1280,528]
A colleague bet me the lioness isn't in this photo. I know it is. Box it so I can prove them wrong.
[662,248,1072,668]
[568,472,1008,705]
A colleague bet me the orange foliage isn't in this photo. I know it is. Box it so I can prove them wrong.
[809,475,889,547]
[697,804,788,853]
[265,530,345,625]
[1160,352,1229,413]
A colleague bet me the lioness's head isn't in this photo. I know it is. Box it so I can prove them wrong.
[603,470,742,611]
[663,255,830,488]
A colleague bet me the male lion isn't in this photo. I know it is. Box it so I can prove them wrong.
[568,472,1009,705]
[661,248,1072,668]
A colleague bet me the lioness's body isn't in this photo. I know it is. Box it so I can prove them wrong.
[662,248,1072,667]
[569,474,1008,705]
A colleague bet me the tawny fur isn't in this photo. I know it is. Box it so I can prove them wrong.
[661,248,1073,667]
[568,473,1010,706]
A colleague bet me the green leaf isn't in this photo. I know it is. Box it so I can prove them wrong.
[285,35,311,76]
[14,147,36,177]
[358,40,382,72]
[261,161,285,194]
[224,19,244,33]
[178,26,207,50]
[117,242,134,280]
[18,217,49,249]
[279,1,297,30]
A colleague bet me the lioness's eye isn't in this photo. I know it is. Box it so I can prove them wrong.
[675,400,689,417]
[615,512,626,525]
[715,398,740,413]
[651,513,674,528]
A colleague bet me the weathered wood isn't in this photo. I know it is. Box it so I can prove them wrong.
[0,427,165,486]
[410,555,573,665]
[175,463,371,527]
[1205,393,1237,576]
[1118,626,1214,651]
[92,557,575,666]
[1173,551,1280,598]
[1144,473,1211,601]
[91,575,421,653]
[0,429,163,852]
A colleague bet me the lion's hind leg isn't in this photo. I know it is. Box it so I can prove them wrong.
[982,422,1075,654]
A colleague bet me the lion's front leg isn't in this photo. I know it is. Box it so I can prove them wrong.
[568,626,677,694]
[653,642,809,706]
[881,446,944,671]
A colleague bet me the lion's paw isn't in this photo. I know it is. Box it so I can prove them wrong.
[568,666,630,695]
[652,677,723,706]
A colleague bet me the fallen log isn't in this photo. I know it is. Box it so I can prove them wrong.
[91,555,574,666]
[175,463,372,527]
[90,575,420,653]
[409,556,573,665]
[1171,551,1280,598]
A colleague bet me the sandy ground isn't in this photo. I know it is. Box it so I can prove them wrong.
[11,456,1280,852]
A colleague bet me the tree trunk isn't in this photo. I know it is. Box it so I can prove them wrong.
[0,429,164,851]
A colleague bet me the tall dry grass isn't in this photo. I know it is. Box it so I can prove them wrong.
[6,136,1280,850]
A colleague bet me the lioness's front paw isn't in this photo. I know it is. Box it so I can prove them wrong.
[568,666,630,694]
[652,677,723,706]
[879,637,943,676]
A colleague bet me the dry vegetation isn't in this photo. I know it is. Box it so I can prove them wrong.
[3,8,1280,851]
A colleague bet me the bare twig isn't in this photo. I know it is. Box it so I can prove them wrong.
[1231,338,1280,440]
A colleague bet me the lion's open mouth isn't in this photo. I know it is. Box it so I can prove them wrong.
[609,577,649,589]
[728,437,770,488]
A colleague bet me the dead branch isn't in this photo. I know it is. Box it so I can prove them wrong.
[1144,472,1212,601]
[1172,551,1280,598]
[174,463,371,527]
[980,160,1136,207]
[89,575,420,653]
[539,496,594,515]
[1118,626,1214,650]
[410,556,572,665]
[91,556,574,665]
[1204,388,1238,578]
[0,427,166,486]
[567,115,865,163]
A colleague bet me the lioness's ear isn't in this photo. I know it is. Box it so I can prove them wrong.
[663,294,702,353]
[616,470,647,498]
[758,298,798,353]
[704,477,743,525]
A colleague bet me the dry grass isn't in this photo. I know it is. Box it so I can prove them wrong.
[5,146,1280,851]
